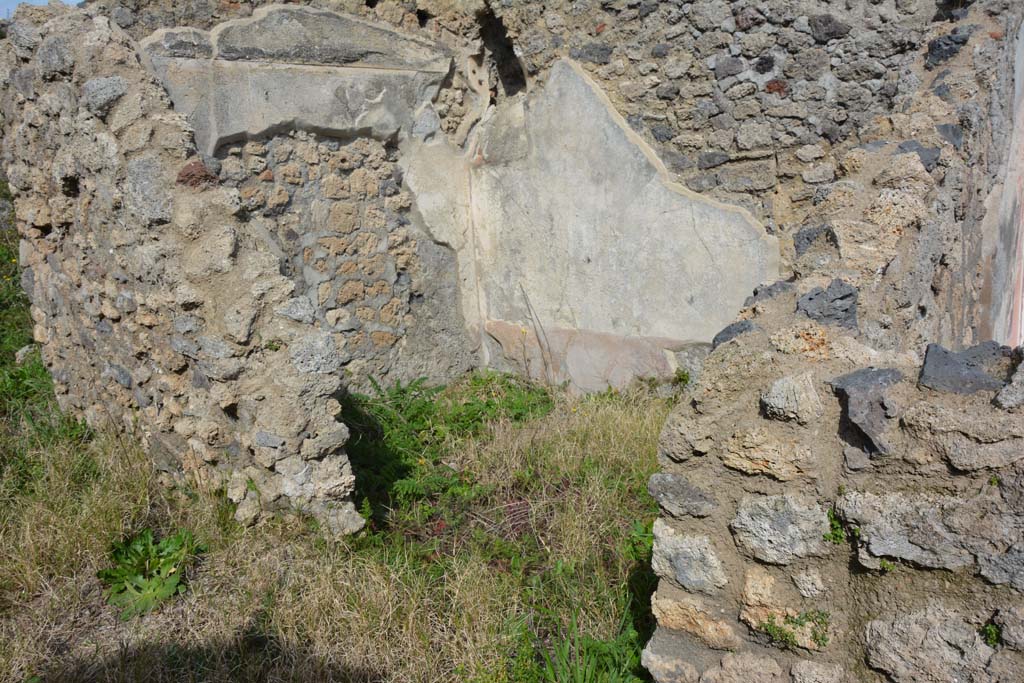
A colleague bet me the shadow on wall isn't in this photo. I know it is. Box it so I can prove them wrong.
[43,616,384,682]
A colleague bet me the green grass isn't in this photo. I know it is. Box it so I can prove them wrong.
[338,374,660,681]
[0,183,669,681]
[343,372,554,522]
[759,615,799,649]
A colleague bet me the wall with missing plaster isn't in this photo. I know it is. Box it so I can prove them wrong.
[3,3,1024,681]
[0,2,781,534]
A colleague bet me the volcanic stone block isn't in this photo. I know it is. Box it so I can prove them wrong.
[918,342,1015,394]
[652,521,728,594]
[730,495,829,565]
[796,279,858,328]
[865,606,995,682]
[829,367,903,455]
[648,473,717,519]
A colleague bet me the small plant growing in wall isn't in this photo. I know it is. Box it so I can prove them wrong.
[791,610,831,648]
[759,615,800,649]
[97,528,205,619]
[878,559,897,573]
[981,623,1002,648]
[759,611,830,650]
[823,508,847,544]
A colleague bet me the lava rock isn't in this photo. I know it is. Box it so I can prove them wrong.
[656,83,681,100]
[641,629,700,683]
[730,495,829,565]
[994,605,1024,651]
[82,76,127,118]
[744,281,795,307]
[712,320,757,349]
[570,43,613,64]
[651,43,670,58]
[36,35,74,79]
[648,473,716,519]
[918,342,1015,394]
[101,363,132,388]
[897,140,941,172]
[936,123,964,149]
[829,367,903,455]
[761,372,823,425]
[809,14,852,44]
[796,279,858,328]
[715,56,745,80]
[650,124,675,142]
[791,661,844,683]
[925,27,973,69]
[289,331,347,374]
[837,490,1024,575]
[699,653,783,682]
[754,55,775,74]
[652,522,728,593]
[698,151,731,169]
[275,297,316,324]
[865,606,995,682]
[995,358,1024,409]
[7,21,40,59]
[254,431,285,448]
[734,6,766,31]
[125,156,172,225]
[978,547,1024,591]
[793,225,838,257]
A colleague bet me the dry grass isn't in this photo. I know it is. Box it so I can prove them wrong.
[0,386,669,683]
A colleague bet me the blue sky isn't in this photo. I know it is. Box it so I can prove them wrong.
[1,1,64,20]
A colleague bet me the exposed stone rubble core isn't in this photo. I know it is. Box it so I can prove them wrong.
[0,1,783,531]
[645,2,1024,680]
[0,3,475,533]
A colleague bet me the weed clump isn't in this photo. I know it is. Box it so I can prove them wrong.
[981,623,1001,648]
[97,529,206,620]
[759,611,830,650]
[823,508,847,544]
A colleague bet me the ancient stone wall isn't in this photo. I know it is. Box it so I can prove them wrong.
[0,3,474,533]
[642,2,1024,680]
[2,1,1024,679]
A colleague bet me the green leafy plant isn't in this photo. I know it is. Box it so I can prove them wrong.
[981,623,1001,648]
[823,508,847,544]
[878,559,896,573]
[97,528,205,619]
[541,613,646,683]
